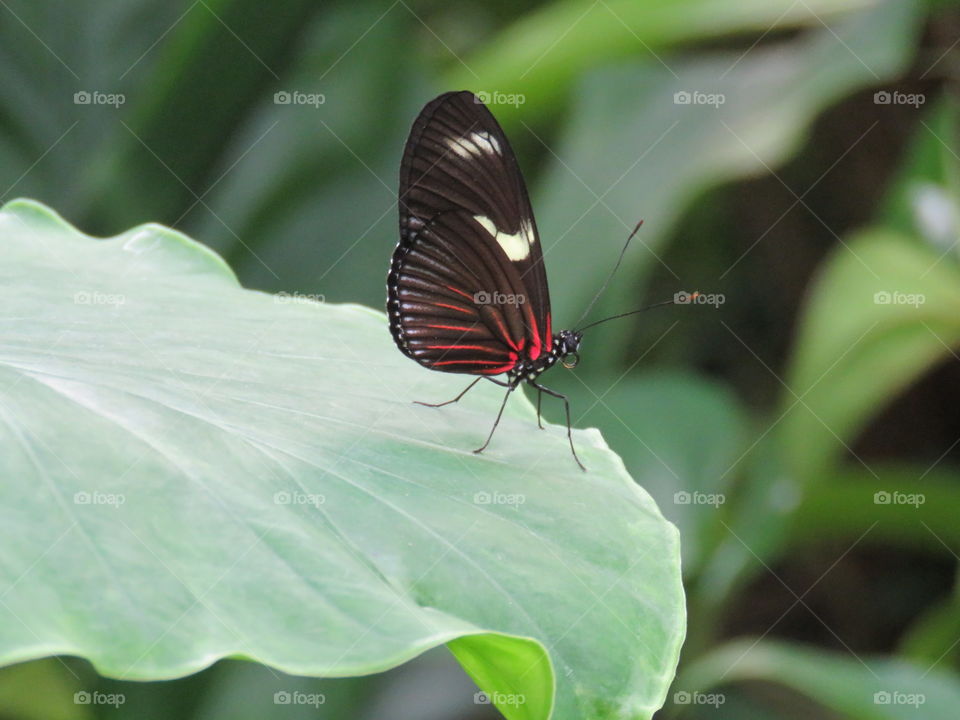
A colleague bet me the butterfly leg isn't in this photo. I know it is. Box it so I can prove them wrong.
[536,388,544,429]
[473,385,514,455]
[414,377,482,408]
[530,381,586,471]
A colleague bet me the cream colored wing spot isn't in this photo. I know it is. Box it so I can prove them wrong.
[469,130,502,156]
[445,136,473,159]
[473,214,535,261]
[446,132,503,160]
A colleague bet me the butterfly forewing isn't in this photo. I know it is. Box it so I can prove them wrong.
[388,91,552,375]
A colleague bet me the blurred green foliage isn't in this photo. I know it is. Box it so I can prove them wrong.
[2,0,960,717]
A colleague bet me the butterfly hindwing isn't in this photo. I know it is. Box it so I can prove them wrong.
[389,91,552,375]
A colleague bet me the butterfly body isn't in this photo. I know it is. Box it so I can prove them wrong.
[507,329,582,384]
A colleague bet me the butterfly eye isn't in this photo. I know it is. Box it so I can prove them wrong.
[562,352,580,369]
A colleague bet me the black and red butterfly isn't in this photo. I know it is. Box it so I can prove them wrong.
[387,91,670,470]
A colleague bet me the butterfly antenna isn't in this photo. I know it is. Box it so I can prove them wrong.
[575,295,692,333]
[573,219,644,329]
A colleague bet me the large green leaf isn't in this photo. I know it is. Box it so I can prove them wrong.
[0,199,684,720]
[571,372,747,577]
[680,639,960,719]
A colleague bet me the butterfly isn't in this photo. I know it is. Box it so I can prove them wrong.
[387,91,674,470]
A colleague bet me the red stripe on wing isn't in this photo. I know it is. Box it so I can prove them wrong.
[524,302,543,360]
[432,350,519,376]
[480,363,519,375]
[486,310,521,353]
[431,359,504,366]
[425,324,483,333]
[425,344,505,354]
[444,285,475,301]
[433,302,474,315]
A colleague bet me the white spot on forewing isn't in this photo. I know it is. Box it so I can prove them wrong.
[460,137,481,155]
[445,136,472,159]
[469,131,501,156]
[473,214,535,261]
[445,132,501,160]
[473,215,497,236]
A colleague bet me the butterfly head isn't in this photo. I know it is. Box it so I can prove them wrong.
[557,330,582,369]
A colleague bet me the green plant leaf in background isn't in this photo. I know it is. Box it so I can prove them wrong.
[680,638,960,719]
[781,228,960,484]
[189,3,433,300]
[530,0,922,377]
[0,0,323,230]
[445,0,883,123]
[709,225,960,621]
[0,199,685,720]
[790,465,960,555]
[0,659,84,720]
[900,591,960,670]
[487,0,925,625]
[685,89,960,634]
[882,97,960,250]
